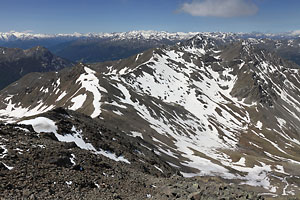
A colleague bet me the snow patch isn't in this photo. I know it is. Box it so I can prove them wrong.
[113,110,123,116]
[96,149,131,164]
[56,91,67,102]
[256,121,263,130]
[16,127,30,132]
[66,181,72,186]
[20,117,131,164]
[154,165,164,173]
[20,117,58,134]
[235,157,246,166]
[76,67,105,118]
[70,154,76,165]
[130,131,143,139]
[0,145,8,158]
[1,162,13,170]
[69,94,87,110]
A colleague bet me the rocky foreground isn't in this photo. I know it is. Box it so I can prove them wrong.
[0,108,276,199]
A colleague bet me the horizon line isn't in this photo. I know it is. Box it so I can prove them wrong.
[1,30,300,35]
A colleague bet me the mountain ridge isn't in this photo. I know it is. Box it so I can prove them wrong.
[0,46,73,90]
[0,30,200,42]
[1,34,300,197]
[2,31,300,65]
[0,107,265,199]
[1,30,300,42]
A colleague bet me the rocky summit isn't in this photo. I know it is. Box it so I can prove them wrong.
[1,34,300,199]
[0,108,264,199]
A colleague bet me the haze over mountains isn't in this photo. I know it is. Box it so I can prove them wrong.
[1,32,300,199]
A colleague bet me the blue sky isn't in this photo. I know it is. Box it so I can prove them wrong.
[0,0,299,34]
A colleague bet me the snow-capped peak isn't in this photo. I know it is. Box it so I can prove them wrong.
[1,30,300,43]
[0,30,200,42]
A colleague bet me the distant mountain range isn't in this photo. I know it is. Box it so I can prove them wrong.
[1,33,300,197]
[0,30,200,42]
[1,30,300,64]
[1,30,300,42]
[1,30,300,91]
[0,31,199,63]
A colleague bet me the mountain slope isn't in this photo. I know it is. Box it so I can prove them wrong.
[0,46,73,89]
[1,34,300,197]
[251,38,300,66]
[0,108,265,199]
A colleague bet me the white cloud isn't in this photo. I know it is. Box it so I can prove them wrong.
[179,0,258,18]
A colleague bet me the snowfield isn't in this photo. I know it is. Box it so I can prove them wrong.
[1,34,300,195]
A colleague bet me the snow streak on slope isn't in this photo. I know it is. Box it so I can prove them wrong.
[99,40,300,194]
[19,117,130,163]
[75,66,107,118]
[0,98,55,123]
[108,48,280,188]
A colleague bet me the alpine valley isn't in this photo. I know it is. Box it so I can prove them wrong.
[1,32,300,199]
